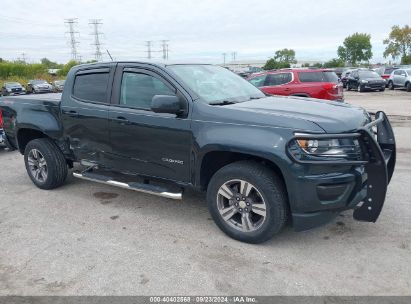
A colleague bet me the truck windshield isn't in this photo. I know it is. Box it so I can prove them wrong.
[167,65,265,104]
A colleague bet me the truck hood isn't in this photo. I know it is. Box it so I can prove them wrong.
[200,96,370,133]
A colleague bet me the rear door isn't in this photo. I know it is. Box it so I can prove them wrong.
[107,63,192,182]
[61,65,115,163]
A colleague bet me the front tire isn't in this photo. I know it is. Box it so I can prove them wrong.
[207,161,288,244]
[24,138,68,190]
[358,84,364,92]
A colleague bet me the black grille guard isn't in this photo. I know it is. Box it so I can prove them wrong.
[287,111,396,222]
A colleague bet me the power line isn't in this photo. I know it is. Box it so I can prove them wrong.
[89,19,103,61]
[64,18,80,61]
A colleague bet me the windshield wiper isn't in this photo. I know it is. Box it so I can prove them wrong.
[209,100,237,106]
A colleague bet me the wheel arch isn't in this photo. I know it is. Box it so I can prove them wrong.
[16,127,48,154]
[198,150,288,197]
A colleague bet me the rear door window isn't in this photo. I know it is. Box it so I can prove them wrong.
[73,71,110,103]
[298,71,338,83]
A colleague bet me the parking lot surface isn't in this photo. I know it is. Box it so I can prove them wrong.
[0,90,410,295]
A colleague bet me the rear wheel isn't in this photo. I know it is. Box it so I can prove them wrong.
[24,138,68,190]
[346,82,351,91]
[406,82,411,92]
[388,81,394,90]
[207,161,288,244]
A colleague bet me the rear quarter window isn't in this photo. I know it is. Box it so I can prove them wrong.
[73,72,110,103]
[298,71,338,83]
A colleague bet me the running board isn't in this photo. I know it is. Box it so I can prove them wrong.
[73,171,182,200]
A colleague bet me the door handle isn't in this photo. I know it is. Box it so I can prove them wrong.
[62,110,79,117]
[114,116,131,125]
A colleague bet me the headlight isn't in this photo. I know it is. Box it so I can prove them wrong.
[6,88,11,92]
[360,80,368,84]
[289,135,363,162]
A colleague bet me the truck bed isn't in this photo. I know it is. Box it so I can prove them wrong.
[1,93,61,105]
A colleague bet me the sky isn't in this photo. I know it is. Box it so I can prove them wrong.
[1,0,410,64]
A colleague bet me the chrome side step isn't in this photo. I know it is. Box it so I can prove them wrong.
[73,171,182,200]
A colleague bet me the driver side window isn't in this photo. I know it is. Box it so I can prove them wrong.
[120,72,175,109]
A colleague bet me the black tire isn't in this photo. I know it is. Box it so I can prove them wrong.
[346,83,351,91]
[207,161,288,244]
[358,84,364,92]
[406,82,411,92]
[388,81,394,90]
[380,87,385,92]
[24,138,68,190]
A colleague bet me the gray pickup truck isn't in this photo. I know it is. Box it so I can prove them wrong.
[0,62,396,243]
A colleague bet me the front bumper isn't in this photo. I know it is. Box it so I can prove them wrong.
[287,111,396,231]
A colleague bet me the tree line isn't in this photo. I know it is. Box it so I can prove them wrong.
[263,25,411,70]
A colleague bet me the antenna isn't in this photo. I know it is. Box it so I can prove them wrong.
[106,49,113,61]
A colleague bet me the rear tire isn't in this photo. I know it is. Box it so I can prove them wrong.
[346,83,351,91]
[24,138,68,190]
[207,161,288,244]
[388,81,394,90]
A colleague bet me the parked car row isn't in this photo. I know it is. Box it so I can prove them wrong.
[247,68,343,101]
[0,79,65,96]
[387,68,411,91]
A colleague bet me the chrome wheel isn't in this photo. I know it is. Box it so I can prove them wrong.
[217,179,267,232]
[27,149,48,183]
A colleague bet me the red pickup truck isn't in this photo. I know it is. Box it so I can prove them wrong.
[248,68,343,102]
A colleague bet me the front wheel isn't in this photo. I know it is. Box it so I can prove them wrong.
[24,138,68,190]
[358,84,364,92]
[207,161,288,244]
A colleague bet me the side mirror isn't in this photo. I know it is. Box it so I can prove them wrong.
[151,95,181,114]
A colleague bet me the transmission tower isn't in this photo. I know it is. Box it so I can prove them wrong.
[145,41,152,60]
[64,18,80,61]
[89,19,103,61]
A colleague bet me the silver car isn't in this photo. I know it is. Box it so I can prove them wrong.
[387,68,411,92]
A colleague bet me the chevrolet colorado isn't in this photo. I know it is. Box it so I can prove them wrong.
[0,62,396,243]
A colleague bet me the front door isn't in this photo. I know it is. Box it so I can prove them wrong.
[108,65,192,183]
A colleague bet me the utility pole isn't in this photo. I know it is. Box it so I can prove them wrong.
[145,41,152,60]
[89,19,103,61]
[161,40,169,60]
[231,52,237,62]
[222,53,226,65]
[64,18,80,61]
[21,53,27,63]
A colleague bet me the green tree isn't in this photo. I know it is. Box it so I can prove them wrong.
[338,33,372,65]
[40,58,62,69]
[57,60,79,76]
[323,58,345,68]
[274,48,297,64]
[383,25,411,64]
[263,48,297,70]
